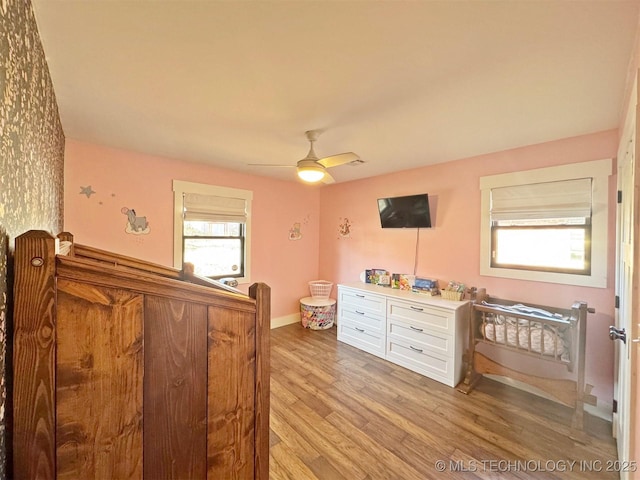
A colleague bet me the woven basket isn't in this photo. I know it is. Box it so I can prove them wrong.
[309,280,333,299]
[441,289,464,301]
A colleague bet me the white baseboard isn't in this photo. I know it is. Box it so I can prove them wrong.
[485,374,613,422]
[271,313,300,329]
[585,402,613,423]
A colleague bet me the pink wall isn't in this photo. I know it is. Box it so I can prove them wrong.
[318,130,619,406]
[64,139,321,319]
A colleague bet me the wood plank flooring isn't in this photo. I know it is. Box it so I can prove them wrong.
[269,324,619,480]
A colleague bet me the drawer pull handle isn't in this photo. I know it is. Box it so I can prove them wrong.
[356,294,365,298]
[410,326,423,332]
[355,310,365,315]
[410,345,423,353]
[355,327,365,333]
[410,306,424,312]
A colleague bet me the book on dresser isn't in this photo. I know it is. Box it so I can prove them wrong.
[336,282,470,387]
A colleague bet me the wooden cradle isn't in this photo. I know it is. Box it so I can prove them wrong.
[13,230,270,479]
[457,288,595,429]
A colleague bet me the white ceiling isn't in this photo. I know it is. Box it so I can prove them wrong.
[32,1,640,184]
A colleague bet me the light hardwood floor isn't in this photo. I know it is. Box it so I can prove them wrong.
[269,324,619,480]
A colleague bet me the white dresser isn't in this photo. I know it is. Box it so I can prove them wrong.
[337,282,470,387]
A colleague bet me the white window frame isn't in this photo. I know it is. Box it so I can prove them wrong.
[479,158,611,288]
[173,180,252,285]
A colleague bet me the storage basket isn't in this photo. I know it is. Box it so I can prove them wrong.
[441,289,464,301]
[300,297,336,330]
[309,280,333,299]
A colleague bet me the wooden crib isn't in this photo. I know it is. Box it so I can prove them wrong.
[13,230,270,479]
[457,288,595,429]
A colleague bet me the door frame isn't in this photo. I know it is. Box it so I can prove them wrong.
[614,70,638,479]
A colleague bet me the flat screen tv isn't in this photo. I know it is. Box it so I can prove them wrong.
[377,193,432,228]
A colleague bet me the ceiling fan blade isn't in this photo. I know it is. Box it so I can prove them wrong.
[322,172,336,184]
[317,152,360,168]
[246,163,295,168]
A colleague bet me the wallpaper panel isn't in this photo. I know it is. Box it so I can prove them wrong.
[0,0,65,476]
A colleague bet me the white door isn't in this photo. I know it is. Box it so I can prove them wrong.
[613,73,638,479]
[631,95,640,480]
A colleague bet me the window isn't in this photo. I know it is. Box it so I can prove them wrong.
[490,178,592,275]
[173,180,252,283]
[480,159,611,288]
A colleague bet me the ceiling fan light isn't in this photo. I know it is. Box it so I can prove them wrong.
[297,166,325,182]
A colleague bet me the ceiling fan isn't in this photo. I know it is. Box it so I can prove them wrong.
[250,130,363,184]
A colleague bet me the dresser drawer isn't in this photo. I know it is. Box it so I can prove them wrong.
[339,287,386,317]
[337,320,386,358]
[339,307,385,334]
[387,299,455,336]
[387,319,453,357]
[386,338,456,387]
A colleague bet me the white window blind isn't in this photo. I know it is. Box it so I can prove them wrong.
[183,193,247,223]
[490,178,592,221]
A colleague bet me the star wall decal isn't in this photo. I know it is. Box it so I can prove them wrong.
[79,185,96,198]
